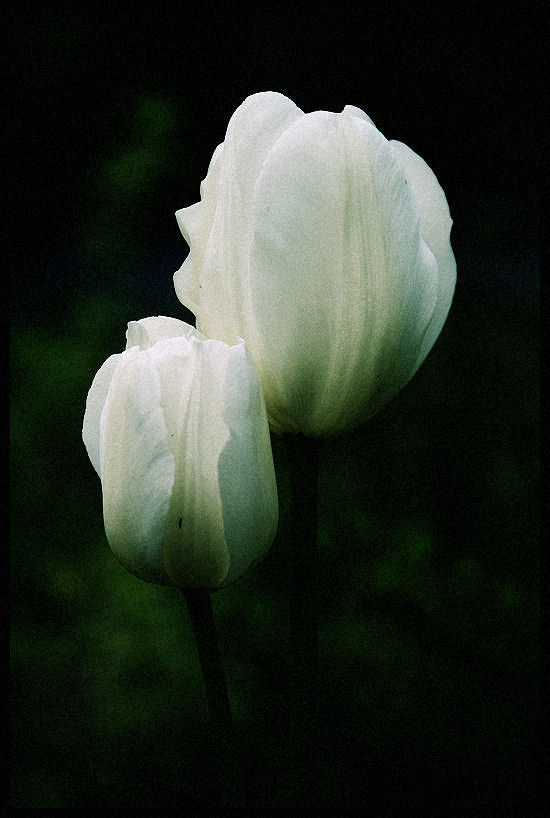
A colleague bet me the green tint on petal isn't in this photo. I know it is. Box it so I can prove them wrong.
[250,112,438,434]
[160,335,278,588]
[161,336,232,588]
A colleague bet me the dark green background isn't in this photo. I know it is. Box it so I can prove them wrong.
[9,3,541,810]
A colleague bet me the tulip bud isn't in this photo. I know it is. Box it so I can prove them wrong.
[82,316,278,588]
[175,92,456,435]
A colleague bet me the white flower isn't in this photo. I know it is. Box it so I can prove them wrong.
[174,92,456,435]
[82,316,278,588]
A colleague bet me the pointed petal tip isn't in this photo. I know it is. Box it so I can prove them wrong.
[342,104,376,128]
[125,316,199,351]
[175,203,203,245]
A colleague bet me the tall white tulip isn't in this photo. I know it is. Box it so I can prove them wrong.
[174,92,456,436]
[82,316,278,588]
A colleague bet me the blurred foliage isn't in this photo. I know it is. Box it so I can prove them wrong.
[10,91,540,809]
[77,94,182,268]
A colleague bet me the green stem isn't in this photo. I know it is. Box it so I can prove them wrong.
[183,588,244,808]
[288,434,321,807]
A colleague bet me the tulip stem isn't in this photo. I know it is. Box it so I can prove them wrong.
[288,434,321,807]
[183,588,244,808]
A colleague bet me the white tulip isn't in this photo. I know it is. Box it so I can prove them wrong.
[82,316,278,588]
[174,92,456,435]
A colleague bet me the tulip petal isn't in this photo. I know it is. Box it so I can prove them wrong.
[175,92,304,344]
[160,335,277,588]
[250,111,438,433]
[389,140,457,370]
[342,104,376,128]
[126,315,201,350]
[100,347,175,584]
[218,339,279,584]
[115,335,225,588]
[174,142,224,317]
[82,353,123,478]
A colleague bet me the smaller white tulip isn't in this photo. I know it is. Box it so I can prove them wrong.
[82,316,278,588]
